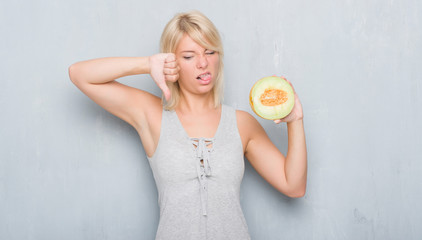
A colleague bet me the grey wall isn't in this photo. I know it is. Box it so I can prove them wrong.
[1,0,421,239]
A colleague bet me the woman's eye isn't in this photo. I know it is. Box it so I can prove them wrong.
[183,56,193,60]
[206,51,216,55]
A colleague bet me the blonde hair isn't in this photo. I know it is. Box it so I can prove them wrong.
[160,10,224,110]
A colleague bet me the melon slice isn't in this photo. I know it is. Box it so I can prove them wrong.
[249,76,295,120]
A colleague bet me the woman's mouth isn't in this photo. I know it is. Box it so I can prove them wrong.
[196,72,212,85]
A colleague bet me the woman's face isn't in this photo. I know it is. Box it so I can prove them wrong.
[175,34,220,95]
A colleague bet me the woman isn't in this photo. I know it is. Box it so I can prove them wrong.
[69,10,307,240]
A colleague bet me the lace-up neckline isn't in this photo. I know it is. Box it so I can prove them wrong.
[173,105,224,215]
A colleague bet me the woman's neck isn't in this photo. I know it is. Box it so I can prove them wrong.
[177,91,217,114]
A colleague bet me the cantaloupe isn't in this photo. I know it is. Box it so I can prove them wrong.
[249,76,295,120]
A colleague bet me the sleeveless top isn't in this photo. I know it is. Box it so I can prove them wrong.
[147,105,251,240]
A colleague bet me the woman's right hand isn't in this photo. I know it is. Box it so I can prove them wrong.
[149,53,180,101]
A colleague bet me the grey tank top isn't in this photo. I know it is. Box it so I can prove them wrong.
[147,104,251,240]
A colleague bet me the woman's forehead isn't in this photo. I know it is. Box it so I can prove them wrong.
[176,34,209,53]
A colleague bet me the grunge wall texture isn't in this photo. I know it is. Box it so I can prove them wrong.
[1,0,421,239]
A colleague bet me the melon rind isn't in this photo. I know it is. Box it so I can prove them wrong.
[249,76,295,120]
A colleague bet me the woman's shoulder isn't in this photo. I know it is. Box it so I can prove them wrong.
[132,91,163,124]
[229,106,255,122]
[219,104,255,122]
[226,106,263,152]
[232,107,262,133]
[235,109,253,120]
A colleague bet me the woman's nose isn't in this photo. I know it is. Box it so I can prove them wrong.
[197,55,208,69]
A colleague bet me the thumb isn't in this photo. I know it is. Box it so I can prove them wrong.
[158,82,171,101]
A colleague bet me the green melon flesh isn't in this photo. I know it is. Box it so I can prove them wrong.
[249,76,295,120]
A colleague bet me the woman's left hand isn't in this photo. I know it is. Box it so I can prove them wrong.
[274,77,303,124]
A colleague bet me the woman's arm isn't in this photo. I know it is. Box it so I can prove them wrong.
[68,54,179,156]
[69,57,150,85]
[69,57,151,128]
[68,54,178,127]
[284,119,307,196]
[238,80,307,198]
